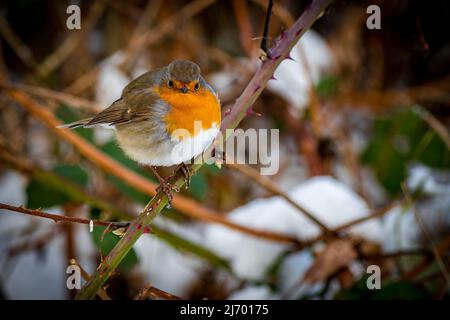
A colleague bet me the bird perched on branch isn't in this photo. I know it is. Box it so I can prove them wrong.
[61,60,221,204]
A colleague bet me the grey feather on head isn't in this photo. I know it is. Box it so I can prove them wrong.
[168,60,201,83]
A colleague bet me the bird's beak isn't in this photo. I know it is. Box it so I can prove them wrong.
[180,86,188,94]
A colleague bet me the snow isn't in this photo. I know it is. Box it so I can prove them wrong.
[3,231,67,299]
[407,163,450,195]
[208,30,333,113]
[1,160,446,299]
[207,58,257,100]
[382,193,450,252]
[267,30,333,112]
[134,232,206,298]
[0,171,27,206]
[228,285,277,300]
[96,51,150,107]
[132,215,209,297]
[203,176,382,281]
[382,164,450,252]
[0,171,96,299]
[0,205,97,300]
[277,250,314,292]
[93,51,151,144]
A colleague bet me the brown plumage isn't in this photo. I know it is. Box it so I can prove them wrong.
[60,60,221,168]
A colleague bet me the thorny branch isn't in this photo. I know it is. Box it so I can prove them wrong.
[134,284,182,300]
[0,203,147,233]
[0,0,447,301]
[75,0,335,300]
[1,85,296,244]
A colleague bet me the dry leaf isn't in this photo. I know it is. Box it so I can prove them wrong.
[303,239,357,284]
[112,227,127,237]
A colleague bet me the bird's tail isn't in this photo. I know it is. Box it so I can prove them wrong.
[57,118,93,129]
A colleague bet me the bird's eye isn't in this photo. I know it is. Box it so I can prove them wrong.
[168,80,174,88]
[194,82,200,91]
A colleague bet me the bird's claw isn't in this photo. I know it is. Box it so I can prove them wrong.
[259,48,270,61]
[156,181,174,208]
[179,163,192,188]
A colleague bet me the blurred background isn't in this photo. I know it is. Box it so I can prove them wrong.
[0,0,449,300]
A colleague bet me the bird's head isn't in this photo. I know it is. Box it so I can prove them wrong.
[164,60,202,94]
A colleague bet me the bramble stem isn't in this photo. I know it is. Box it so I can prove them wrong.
[76,0,334,299]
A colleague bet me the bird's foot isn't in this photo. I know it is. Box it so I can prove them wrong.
[149,166,174,208]
[179,163,193,188]
[156,181,174,208]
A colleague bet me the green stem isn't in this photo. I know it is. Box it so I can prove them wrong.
[1,154,230,272]
[76,0,334,299]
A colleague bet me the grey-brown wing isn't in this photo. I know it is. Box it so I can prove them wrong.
[86,88,160,127]
[122,68,164,97]
[61,69,165,129]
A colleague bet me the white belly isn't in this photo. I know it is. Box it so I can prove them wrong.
[121,125,219,167]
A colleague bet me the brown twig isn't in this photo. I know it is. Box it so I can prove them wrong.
[232,0,255,57]
[331,78,450,110]
[6,225,62,258]
[66,0,215,96]
[333,203,395,233]
[0,144,231,270]
[291,203,396,250]
[64,205,78,299]
[63,66,100,95]
[402,234,450,283]
[402,185,450,293]
[120,0,163,74]
[69,259,111,300]
[0,202,141,232]
[35,1,106,78]
[120,0,216,71]
[0,15,37,69]
[227,163,335,236]
[3,82,103,113]
[134,284,182,300]
[251,0,295,27]
[2,85,297,244]
[417,107,450,150]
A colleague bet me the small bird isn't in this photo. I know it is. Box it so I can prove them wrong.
[62,60,221,203]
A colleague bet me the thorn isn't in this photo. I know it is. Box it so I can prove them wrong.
[286,53,295,61]
[272,54,281,60]
[100,224,109,243]
[253,85,261,93]
[295,28,303,37]
[143,226,152,233]
[224,108,232,116]
[270,75,277,80]
[259,48,270,61]
[246,108,262,117]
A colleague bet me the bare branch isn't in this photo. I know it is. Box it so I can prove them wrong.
[0,202,144,233]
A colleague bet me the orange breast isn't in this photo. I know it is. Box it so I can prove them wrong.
[157,86,221,137]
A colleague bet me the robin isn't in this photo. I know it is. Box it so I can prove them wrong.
[61,60,221,204]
